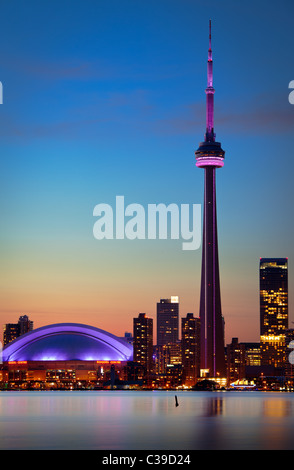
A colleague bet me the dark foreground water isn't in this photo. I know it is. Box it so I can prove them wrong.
[0,390,294,450]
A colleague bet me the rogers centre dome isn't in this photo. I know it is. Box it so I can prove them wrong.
[2,323,133,362]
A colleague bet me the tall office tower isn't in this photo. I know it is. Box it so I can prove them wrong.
[133,313,153,377]
[156,297,179,347]
[260,258,288,368]
[226,337,246,385]
[181,313,200,386]
[195,21,226,378]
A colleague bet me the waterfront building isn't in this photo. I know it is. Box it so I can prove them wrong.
[165,363,183,389]
[1,323,133,389]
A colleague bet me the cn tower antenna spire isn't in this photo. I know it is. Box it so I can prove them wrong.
[205,19,215,141]
[208,19,212,60]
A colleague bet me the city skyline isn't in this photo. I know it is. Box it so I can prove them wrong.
[0,1,294,344]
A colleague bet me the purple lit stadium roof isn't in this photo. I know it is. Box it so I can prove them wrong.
[2,323,133,362]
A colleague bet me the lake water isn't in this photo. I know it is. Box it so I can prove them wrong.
[0,390,294,450]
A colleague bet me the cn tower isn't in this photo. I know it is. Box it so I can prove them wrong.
[195,20,226,378]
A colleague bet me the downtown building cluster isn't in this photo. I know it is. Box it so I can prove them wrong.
[0,258,291,391]
[133,298,201,389]
[131,258,292,391]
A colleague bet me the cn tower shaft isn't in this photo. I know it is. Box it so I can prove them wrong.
[199,166,226,377]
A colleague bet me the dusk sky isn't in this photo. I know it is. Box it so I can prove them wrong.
[0,0,294,344]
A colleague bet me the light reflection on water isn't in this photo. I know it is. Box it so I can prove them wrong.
[0,390,294,449]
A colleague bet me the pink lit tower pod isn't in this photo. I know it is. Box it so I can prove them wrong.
[195,20,226,379]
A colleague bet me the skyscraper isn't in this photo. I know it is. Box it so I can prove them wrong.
[156,297,179,347]
[260,258,288,368]
[195,21,226,378]
[181,313,200,386]
[133,313,153,377]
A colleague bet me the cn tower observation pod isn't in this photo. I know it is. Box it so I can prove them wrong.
[195,140,225,168]
[2,323,133,362]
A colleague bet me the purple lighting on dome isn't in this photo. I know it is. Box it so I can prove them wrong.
[2,323,133,362]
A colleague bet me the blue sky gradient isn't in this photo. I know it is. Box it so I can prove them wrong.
[0,0,294,342]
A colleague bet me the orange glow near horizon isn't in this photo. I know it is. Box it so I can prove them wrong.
[0,242,265,345]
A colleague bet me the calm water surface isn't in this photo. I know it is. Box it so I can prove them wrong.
[0,390,294,450]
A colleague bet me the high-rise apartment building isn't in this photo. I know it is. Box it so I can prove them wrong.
[181,313,200,386]
[260,258,288,368]
[156,297,179,347]
[3,315,34,346]
[3,324,19,346]
[133,313,153,378]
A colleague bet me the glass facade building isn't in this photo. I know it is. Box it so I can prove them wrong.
[259,258,288,368]
[156,297,179,347]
